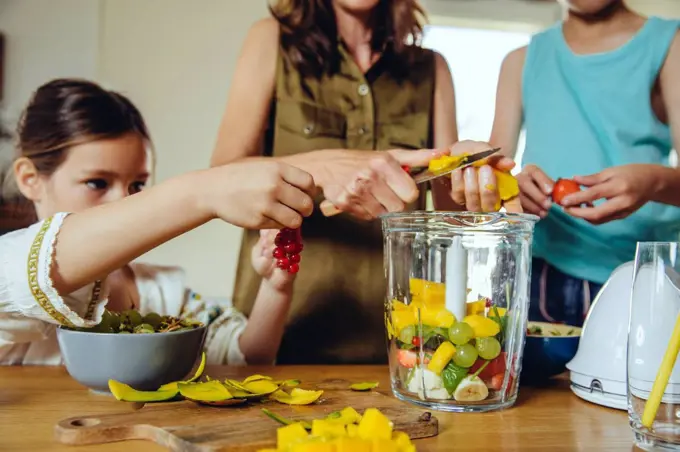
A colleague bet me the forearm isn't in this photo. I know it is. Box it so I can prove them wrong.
[238,281,293,364]
[651,165,680,207]
[53,171,213,294]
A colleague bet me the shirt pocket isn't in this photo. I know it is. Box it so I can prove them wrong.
[380,112,430,150]
[276,100,347,141]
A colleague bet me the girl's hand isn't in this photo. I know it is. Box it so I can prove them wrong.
[251,229,296,291]
[515,164,554,218]
[448,140,519,212]
[203,158,316,230]
[560,164,659,225]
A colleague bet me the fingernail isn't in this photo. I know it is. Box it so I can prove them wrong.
[542,199,552,209]
[540,210,547,218]
[544,184,553,195]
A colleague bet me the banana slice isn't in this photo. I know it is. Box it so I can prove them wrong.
[453,375,488,402]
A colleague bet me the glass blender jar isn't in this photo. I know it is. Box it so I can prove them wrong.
[382,212,537,412]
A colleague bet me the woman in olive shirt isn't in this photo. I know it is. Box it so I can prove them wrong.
[211,0,466,364]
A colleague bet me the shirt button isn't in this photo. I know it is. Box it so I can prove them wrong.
[303,124,314,135]
[358,84,370,96]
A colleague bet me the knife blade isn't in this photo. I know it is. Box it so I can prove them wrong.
[411,147,501,184]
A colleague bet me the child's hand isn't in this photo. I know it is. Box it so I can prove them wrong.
[560,164,659,225]
[448,141,519,212]
[515,164,554,218]
[251,229,296,291]
[203,159,316,230]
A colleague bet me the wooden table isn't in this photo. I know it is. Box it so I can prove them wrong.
[1,365,638,451]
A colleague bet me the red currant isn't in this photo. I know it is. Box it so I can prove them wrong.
[288,263,300,274]
[412,336,421,347]
[289,253,301,264]
[276,257,290,269]
[273,248,285,259]
[284,243,300,254]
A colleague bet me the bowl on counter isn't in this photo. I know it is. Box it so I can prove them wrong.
[519,321,581,385]
[57,324,206,393]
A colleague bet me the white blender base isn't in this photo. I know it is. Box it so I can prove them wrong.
[570,384,627,410]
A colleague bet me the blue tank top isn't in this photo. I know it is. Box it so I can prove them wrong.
[522,17,680,284]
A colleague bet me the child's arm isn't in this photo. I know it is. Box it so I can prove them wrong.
[0,160,314,327]
[561,33,680,224]
[238,230,295,364]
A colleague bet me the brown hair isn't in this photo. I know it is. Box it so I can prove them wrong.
[270,0,428,79]
[17,78,151,177]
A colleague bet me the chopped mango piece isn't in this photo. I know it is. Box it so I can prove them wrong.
[291,441,335,452]
[463,314,501,338]
[427,154,466,173]
[277,423,309,450]
[409,279,446,308]
[392,432,413,451]
[385,312,395,340]
[108,380,178,403]
[312,419,347,438]
[349,382,379,391]
[346,424,359,438]
[357,408,393,440]
[271,388,324,405]
[495,170,520,201]
[466,300,487,316]
[427,341,456,375]
[336,437,372,452]
[391,309,417,334]
[372,439,399,452]
[419,307,455,329]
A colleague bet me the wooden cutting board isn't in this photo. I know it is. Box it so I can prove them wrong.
[55,377,438,451]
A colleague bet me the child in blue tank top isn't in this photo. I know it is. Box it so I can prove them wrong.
[452,0,680,326]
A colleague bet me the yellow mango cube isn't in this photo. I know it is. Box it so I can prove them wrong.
[346,424,359,438]
[391,309,417,334]
[463,315,500,338]
[334,437,372,452]
[419,307,455,329]
[372,439,398,452]
[328,407,362,425]
[291,441,335,452]
[357,408,393,440]
[392,432,413,451]
[427,341,456,375]
[277,423,309,450]
[312,419,347,438]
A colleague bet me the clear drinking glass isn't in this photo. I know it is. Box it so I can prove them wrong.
[382,212,538,412]
[628,242,680,450]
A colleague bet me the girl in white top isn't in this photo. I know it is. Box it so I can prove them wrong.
[0,78,316,366]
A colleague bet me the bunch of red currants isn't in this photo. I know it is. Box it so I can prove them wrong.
[273,228,303,274]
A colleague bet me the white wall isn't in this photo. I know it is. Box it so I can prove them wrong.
[98,0,268,297]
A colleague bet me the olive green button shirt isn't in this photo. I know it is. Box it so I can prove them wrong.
[233,41,436,364]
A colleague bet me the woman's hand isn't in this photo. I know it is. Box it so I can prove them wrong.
[448,140,520,212]
[515,164,554,218]
[251,229,295,291]
[288,148,449,220]
[560,164,660,224]
[202,158,316,229]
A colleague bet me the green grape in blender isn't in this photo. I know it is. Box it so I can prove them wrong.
[398,325,416,345]
[476,337,501,360]
[448,322,474,346]
[452,343,478,368]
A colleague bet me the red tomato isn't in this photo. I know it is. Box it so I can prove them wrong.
[551,178,581,205]
[412,336,421,347]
